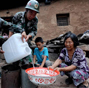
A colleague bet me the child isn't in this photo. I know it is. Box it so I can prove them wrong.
[48,32,89,88]
[33,37,52,67]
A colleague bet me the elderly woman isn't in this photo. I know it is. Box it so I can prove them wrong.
[48,32,89,88]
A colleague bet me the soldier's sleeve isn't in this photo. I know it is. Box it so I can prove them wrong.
[0,18,12,28]
[12,12,20,24]
[9,12,21,33]
[8,24,25,33]
[28,17,38,39]
[0,18,5,28]
[0,17,24,33]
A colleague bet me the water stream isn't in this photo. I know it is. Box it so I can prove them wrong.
[29,54,35,69]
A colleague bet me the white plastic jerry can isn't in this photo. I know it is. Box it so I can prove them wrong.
[2,33,31,63]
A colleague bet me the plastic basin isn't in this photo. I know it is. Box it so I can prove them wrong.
[25,67,60,86]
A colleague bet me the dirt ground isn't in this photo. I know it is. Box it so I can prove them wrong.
[0,1,89,88]
[0,58,89,88]
[0,59,77,88]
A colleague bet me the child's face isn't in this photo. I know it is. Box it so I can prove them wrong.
[36,42,43,50]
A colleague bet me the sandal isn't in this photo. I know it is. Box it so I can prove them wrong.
[65,77,73,85]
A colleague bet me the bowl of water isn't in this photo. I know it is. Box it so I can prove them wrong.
[25,67,60,86]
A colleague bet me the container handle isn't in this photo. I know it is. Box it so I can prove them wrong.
[23,38,26,42]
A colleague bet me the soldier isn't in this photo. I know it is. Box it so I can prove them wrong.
[8,0,40,65]
[9,0,39,45]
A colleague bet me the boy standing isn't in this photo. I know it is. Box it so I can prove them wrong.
[33,37,52,67]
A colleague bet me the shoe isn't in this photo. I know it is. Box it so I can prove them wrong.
[77,84,88,88]
[77,81,88,88]
[65,77,73,85]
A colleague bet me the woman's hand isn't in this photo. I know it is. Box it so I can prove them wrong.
[54,67,62,72]
[48,66,55,70]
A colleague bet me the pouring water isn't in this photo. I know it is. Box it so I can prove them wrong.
[29,54,35,69]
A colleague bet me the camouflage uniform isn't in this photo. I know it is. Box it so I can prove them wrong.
[9,11,38,65]
[0,18,24,33]
[10,11,38,43]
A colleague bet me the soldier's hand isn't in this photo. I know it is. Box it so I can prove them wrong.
[0,50,4,53]
[21,31,27,42]
[26,34,32,41]
[9,31,13,38]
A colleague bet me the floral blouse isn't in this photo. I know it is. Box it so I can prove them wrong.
[58,47,89,72]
